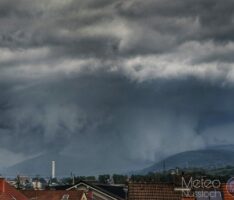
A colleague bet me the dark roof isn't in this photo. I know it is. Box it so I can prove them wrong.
[94,184,126,199]
[48,184,74,190]
[128,182,182,200]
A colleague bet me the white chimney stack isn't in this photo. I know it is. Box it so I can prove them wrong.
[52,160,56,179]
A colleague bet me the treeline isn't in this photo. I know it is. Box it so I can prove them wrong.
[62,165,234,185]
[62,174,128,185]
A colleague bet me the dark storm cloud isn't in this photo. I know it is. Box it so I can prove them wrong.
[0,0,233,57]
[1,0,234,170]
[118,0,234,41]
[1,71,234,167]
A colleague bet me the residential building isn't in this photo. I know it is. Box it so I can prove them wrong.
[67,181,126,200]
[0,178,29,200]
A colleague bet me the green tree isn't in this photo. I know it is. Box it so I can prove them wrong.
[113,174,128,184]
[98,174,110,184]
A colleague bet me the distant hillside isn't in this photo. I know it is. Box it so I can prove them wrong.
[3,145,234,177]
[140,145,234,174]
[2,153,80,177]
[2,152,149,177]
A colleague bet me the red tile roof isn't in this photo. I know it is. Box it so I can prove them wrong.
[181,197,195,200]
[0,178,29,200]
[128,182,182,200]
[221,184,234,200]
[22,190,86,200]
[0,193,16,200]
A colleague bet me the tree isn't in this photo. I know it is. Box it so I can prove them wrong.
[98,174,110,184]
[113,174,128,184]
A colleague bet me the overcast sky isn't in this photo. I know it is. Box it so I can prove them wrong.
[1,0,234,171]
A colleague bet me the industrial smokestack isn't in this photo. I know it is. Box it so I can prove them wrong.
[52,161,56,179]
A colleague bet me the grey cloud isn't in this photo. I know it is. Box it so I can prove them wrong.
[1,71,234,168]
[1,0,234,59]
[1,0,234,171]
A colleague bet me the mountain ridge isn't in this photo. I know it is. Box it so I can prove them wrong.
[139,144,234,174]
[3,145,234,176]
